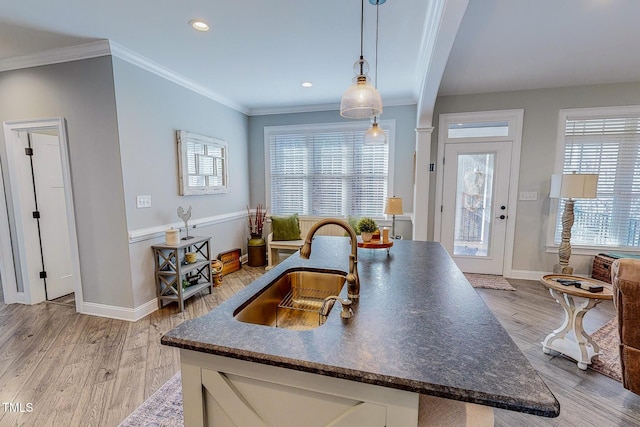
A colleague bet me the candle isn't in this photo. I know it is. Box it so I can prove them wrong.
[185,252,197,263]
[382,227,389,243]
[166,229,179,245]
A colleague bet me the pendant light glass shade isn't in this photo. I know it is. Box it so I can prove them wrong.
[340,76,383,119]
[340,0,383,119]
[363,118,387,145]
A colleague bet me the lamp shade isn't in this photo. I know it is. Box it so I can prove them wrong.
[384,197,403,215]
[340,76,383,119]
[550,173,598,199]
[363,121,387,145]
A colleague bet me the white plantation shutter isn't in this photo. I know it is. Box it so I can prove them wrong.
[555,114,640,247]
[267,123,390,217]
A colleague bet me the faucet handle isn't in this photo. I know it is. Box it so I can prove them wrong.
[320,296,353,319]
[339,298,353,319]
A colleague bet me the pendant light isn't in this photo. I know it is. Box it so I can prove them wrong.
[340,0,384,119]
[363,0,387,145]
[364,117,386,144]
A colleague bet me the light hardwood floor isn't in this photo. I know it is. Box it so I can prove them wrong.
[1,269,640,426]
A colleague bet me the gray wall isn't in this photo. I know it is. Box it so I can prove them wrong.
[248,105,417,239]
[0,55,252,312]
[111,57,251,308]
[112,58,250,230]
[0,57,134,307]
[432,81,640,274]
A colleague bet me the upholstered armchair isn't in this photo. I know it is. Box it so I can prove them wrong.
[611,258,640,394]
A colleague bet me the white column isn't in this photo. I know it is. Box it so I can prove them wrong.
[413,127,434,241]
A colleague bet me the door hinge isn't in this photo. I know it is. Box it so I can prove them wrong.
[32,211,40,219]
[440,205,443,213]
[429,163,435,172]
[25,147,33,156]
[39,271,47,279]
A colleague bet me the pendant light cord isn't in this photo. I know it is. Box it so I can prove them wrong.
[373,0,380,124]
[359,0,365,74]
[374,0,379,88]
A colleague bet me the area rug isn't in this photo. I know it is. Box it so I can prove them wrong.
[118,373,183,427]
[464,273,515,291]
[590,317,622,382]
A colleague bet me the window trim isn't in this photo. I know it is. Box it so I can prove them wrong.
[546,105,640,254]
[264,120,396,219]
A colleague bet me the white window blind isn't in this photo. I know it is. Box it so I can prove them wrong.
[267,123,390,217]
[555,114,640,248]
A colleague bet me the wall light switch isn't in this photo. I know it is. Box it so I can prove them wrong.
[136,195,152,208]
[519,191,538,201]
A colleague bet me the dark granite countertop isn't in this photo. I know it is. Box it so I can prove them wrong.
[162,237,560,417]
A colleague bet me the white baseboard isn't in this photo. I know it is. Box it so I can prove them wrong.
[506,269,549,281]
[3,292,29,305]
[82,298,158,322]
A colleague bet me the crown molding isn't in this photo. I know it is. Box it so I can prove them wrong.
[248,97,417,116]
[0,39,416,118]
[0,39,248,115]
[108,41,248,115]
[0,40,111,73]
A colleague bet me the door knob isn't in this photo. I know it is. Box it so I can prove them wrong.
[496,215,506,220]
[500,205,506,210]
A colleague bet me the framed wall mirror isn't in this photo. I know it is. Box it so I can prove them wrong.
[177,130,229,195]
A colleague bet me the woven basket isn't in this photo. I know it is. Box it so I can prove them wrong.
[592,254,615,284]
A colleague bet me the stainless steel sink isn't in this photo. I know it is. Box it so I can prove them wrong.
[234,269,346,330]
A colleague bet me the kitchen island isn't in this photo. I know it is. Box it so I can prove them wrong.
[162,237,559,426]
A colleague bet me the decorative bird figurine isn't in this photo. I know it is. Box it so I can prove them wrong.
[177,205,193,239]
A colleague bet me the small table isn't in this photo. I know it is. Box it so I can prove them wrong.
[540,274,613,370]
[152,236,213,312]
[357,239,393,254]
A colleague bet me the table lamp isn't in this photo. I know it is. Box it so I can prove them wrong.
[384,197,403,239]
[550,172,598,274]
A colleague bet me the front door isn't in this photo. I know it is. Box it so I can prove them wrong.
[440,141,512,274]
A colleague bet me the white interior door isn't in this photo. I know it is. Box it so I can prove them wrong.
[440,141,512,274]
[1,118,81,308]
[30,133,74,300]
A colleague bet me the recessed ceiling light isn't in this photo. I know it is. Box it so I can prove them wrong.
[189,19,210,32]
[301,82,313,88]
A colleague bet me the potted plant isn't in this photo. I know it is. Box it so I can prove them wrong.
[357,217,378,242]
[247,204,268,266]
[247,204,268,238]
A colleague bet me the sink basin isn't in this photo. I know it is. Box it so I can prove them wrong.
[234,269,346,330]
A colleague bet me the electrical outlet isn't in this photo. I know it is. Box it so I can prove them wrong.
[136,195,151,208]
[519,191,538,201]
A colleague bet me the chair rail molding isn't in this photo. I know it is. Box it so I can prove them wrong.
[128,210,246,243]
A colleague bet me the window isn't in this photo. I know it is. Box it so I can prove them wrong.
[554,107,640,249]
[447,121,509,138]
[265,121,394,217]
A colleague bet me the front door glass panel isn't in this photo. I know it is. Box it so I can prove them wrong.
[453,153,495,257]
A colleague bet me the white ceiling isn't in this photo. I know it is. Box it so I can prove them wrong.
[440,0,640,96]
[1,1,640,115]
[0,0,429,114]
